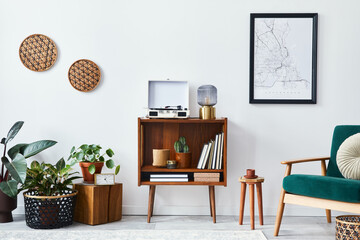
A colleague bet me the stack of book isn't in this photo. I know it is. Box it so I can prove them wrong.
[194,172,220,182]
[196,132,224,169]
[150,174,188,182]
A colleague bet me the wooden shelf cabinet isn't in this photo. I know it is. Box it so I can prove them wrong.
[138,117,227,223]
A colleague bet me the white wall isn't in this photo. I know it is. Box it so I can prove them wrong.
[1,0,359,216]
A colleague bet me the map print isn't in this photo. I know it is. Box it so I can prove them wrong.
[254,18,313,100]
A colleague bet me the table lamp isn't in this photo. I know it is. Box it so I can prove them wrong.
[197,85,217,119]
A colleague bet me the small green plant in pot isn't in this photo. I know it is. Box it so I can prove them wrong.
[69,144,120,182]
[21,158,81,229]
[0,121,56,223]
[174,136,191,168]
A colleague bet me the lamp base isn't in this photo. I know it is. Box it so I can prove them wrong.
[199,106,216,119]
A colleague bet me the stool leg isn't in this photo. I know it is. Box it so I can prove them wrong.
[249,184,255,230]
[256,182,264,225]
[239,182,247,225]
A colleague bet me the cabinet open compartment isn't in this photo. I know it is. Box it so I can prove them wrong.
[138,118,227,186]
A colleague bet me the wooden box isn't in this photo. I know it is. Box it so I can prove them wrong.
[73,183,122,225]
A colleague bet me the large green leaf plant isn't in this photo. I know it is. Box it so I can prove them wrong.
[0,121,57,198]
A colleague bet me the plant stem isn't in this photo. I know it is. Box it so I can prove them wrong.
[1,143,6,179]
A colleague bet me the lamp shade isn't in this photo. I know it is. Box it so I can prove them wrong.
[197,85,217,106]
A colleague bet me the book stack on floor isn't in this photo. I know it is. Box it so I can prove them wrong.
[194,172,220,182]
[197,132,224,169]
[150,174,188,182]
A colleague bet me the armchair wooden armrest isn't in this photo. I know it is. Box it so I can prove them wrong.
[281,157,330,177]
[281,157,330,165]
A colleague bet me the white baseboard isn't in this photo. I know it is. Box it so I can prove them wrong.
[12,204,349,217]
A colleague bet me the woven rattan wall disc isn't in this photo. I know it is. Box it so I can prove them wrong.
[19,34,57,72]
[68,59,101,92]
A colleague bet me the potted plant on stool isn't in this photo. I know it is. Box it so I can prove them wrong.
[174,137,192,168]
[0,121,56,223]
[68,144,120,182]
[21,158,81,229]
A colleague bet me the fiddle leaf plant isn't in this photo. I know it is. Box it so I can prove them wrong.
[20,158,81,196]
[0,121,57,198]
[68,144,120,175]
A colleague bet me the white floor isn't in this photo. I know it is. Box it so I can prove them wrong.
[1,215,336,240]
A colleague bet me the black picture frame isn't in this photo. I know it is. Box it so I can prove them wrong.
[249,13,318,104]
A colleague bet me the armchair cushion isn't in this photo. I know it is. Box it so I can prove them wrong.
[337,133,360,180]
[283,174,360,203]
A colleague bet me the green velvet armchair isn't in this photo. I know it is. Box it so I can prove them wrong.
[274,125,360,236]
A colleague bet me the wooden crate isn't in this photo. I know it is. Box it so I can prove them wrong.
[73,183,122,225]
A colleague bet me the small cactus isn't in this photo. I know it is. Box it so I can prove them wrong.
[174,136,189,153]
[183,144,189,153]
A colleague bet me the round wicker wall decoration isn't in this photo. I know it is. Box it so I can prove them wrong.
[19,34,57,72]
[68,59,101,92]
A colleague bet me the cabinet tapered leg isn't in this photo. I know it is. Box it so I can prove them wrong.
[239,182,247,225]
[147,185,156,223]
[209,186,212,217]
[209,186,216,223]
[256,183,264,225]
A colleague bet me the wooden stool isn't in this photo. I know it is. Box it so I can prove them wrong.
[238,177,264,230]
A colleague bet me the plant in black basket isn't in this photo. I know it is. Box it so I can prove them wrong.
[20,158,81,229]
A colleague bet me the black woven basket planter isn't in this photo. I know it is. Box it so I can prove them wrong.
[23,190,77,229]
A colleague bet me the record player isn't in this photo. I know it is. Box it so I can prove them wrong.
[147,80,190,119]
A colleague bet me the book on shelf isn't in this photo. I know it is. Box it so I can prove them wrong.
[201,140,213,169]
[197,143,208,169]
[216,132,222,169]
[150,174,188,178]
[194,177,219,182]
[150,177,188,182]
[219,132,224,170]
[194,172,220,178]
[207,139,215,169]
[211,134,219,169]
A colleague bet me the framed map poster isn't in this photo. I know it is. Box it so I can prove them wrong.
[249,13,318,104]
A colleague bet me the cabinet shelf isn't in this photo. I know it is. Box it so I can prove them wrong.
[140,181,225,186]
[141,165,224,173]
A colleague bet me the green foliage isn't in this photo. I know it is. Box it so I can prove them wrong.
[20,158,81,196]
[0,121,57,198]
[68,144,120,175]
[174,136,189,153]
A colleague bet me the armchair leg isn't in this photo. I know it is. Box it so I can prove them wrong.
[274,188,286,236]
[326,209,331,223]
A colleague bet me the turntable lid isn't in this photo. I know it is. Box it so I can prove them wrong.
[148,80,189,109]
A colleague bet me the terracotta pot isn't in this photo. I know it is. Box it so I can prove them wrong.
[0,190,17,223]
[79,162,104,183]
[175,152,192,168]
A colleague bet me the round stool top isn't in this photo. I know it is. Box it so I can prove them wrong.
[239,177,264,183]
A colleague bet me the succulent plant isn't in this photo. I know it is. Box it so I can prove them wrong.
[174,136,189,153]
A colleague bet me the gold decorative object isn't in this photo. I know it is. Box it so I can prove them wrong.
[19,34,57,72]
[68,59,101,92]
